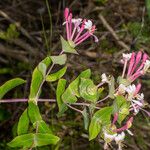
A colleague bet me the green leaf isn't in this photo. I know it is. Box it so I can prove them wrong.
[17,109,29,135]
[46,66,67,82]
[7,24,20,40]
[89,107,112,140]
[117,76,131,86]
[8,133,34,148]
[0,78,26,99]
[28,102,42,124]
[60,36,78,54]
[82,107,89,130]
[51,54,67,65]
[108,76,115,99]
[113,95,130,124]
[62,69,91,104]
[8,133,60,148]
[0,23,19,41]
[56,79,68,116]
[79,78,99,103]
[33,120,52,134]
[29,57,51,100]
[33,133,60,146]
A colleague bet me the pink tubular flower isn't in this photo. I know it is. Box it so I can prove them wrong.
[112,112,119,126]
[126,51,150,82]
[63,8,98,46]
[114,117,133,133]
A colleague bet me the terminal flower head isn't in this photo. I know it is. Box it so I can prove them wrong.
[63,8,98,47]
[126,51,149,82]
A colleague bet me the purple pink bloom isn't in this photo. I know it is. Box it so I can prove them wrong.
[126,51,150,82]
[63,8,98,47]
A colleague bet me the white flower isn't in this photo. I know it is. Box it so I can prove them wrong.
[104,132,117,141]
[136,93,144,101]
[72,18,82,25]
[84,20,93,30]
[126,84,136,100]
[132,100,143,107]
[122,53,132,61]
[115,132,125,144]
[126,84,136,95]
[143,60,150,74]
[129,93,144,114]
[118,84,126,94]
[101,73,108,83]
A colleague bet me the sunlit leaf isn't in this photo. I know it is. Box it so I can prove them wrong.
[82,107,89,130]
[79,78,99,103]
[28,102,42,124]
[29,57,51,100]
[33,120,52,134]
[17,109,29,135]
[8,133,60,148]
[46,66,67,82]
[62,69,91,104]
[51,54,67,65]
[0,78,26,99]
[56,79,68,116]
[60,36,78,54]
[89,107,112,140]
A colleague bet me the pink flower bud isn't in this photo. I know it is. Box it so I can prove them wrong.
[64,8,69,20]
[134,83,141,96]
[126,117,133,128]
[114,117,133,133]
[127,52,135,76]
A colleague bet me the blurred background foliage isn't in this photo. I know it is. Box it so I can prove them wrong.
[0,0,150,149]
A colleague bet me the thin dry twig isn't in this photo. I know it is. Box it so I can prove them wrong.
[0,10,38,46]
[99,14,130,51]
[0,44,28,62]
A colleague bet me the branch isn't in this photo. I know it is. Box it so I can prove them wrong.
[99,14,130,51]
[0,99,101,109]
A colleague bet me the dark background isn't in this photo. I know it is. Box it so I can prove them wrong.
[0,0,150,149]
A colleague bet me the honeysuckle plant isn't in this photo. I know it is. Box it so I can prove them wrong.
[0,8,150,150]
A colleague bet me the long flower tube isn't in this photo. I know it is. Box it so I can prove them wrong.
[125,51,150,82]
[63,8,98,47]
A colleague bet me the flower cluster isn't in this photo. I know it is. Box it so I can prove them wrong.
[101,51,150,150]
[63,8,98,47]
[118,51,150,116]
[122,51,150,82]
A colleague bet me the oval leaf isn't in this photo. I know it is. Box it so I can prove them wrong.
[51,54,67,65]
[29,57,51,100]
[17,109,29,135]
[8,133,60,148]
[60,36,78,54]
[28,102,42,124]
[33,120,52,134]
[89,107,112,140]
[0,78,26,99]
[46,66,67,82]
[62,69,91,104]
[56,79,68,116]
[79,78,99,103]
